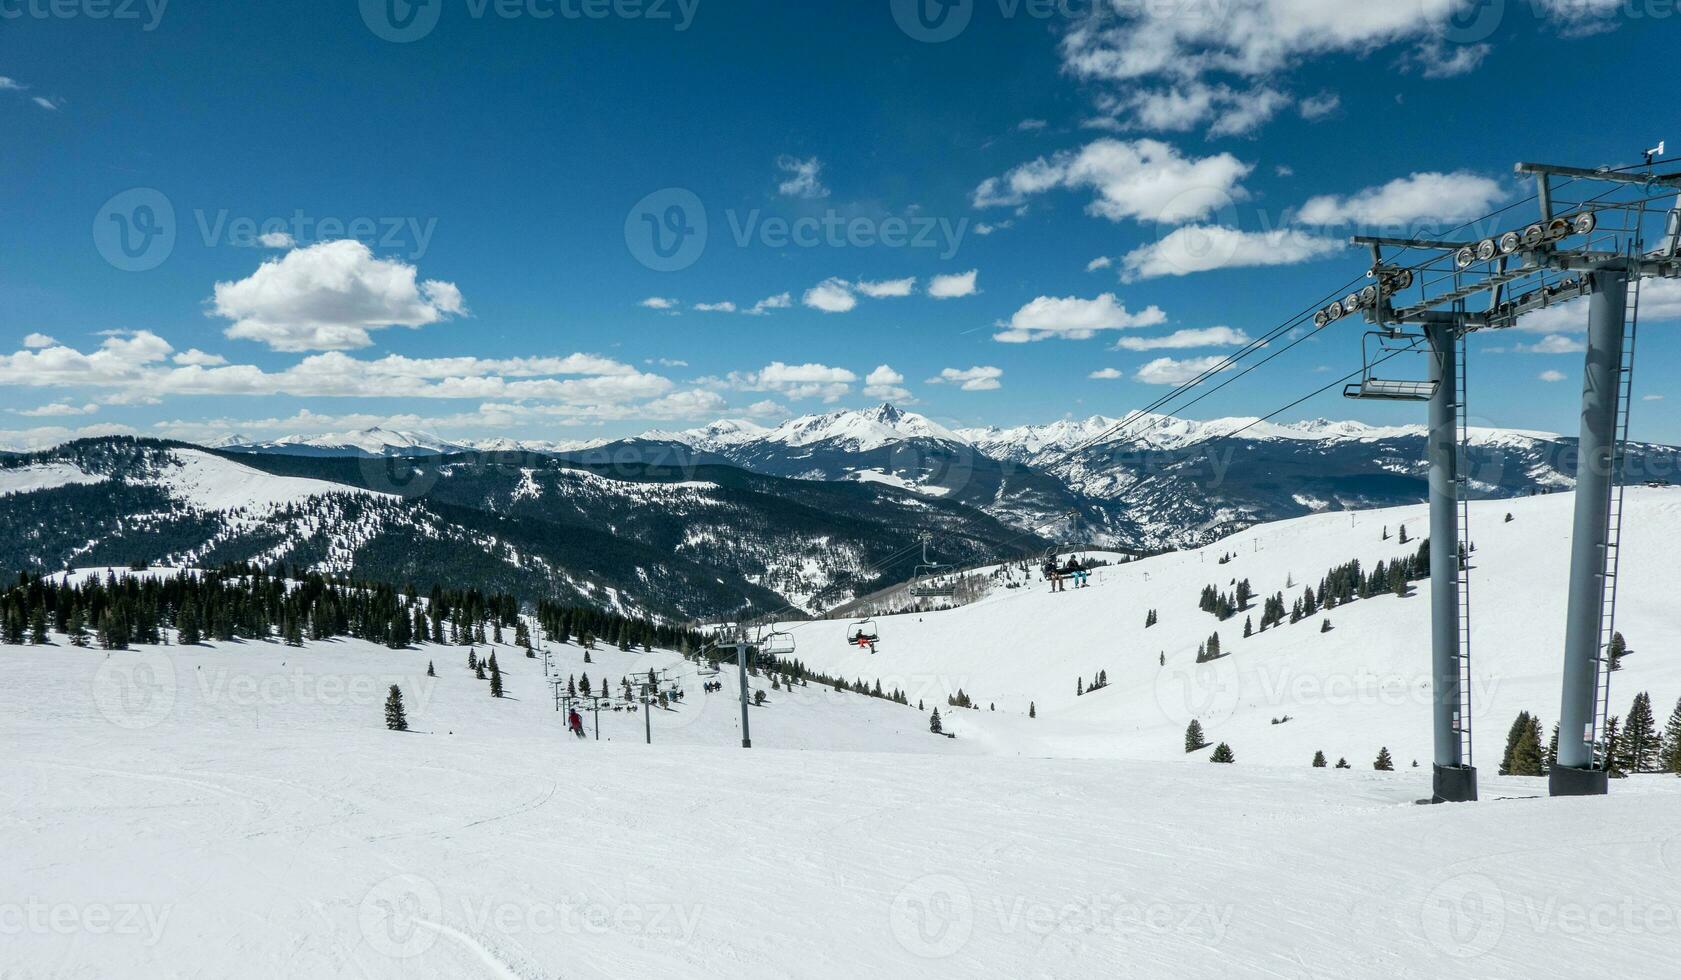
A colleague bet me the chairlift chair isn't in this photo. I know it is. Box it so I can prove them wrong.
[1343,330,1439,402]
[848,618,879,649]
[909,537,956,598]
[756,626,796,659]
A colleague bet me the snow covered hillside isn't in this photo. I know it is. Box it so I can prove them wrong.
[3,580,1679,978]
[779,488,1681,772]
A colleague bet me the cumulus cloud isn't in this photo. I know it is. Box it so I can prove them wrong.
[640,296,680,311]
[776,155,830,199]
[258,231,296,248]
[928,269,979,299]
[694,301,739,313]
[22,333,58,349]
[1134,355,1236,386]
[1298,92,1341,120]
[210,240,466,352]
[1088,367,1124,379]
[1120,226,1343,280]
[1539,369,1568,383]
[802,278,858,313]
[927,366,1003,391]
[862,364,914,402]
[715,361,858,402]
[12,402,99,418]
[1296,172,1507,228]
[172,349,228,367]
[996,293,1168,343]
[854,277,917,299]
[973,139,1252,225]
[746,293,793,315]
[1111,326,1250,351]
[1518,335,1587,355]
[1086,257,1113,272]
[1104,84,1290,137]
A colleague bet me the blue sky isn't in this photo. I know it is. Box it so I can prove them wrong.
[1,0,1677,448]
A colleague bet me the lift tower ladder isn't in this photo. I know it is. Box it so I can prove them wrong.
[1587,270,1642,766]
[1453,326,1475,768]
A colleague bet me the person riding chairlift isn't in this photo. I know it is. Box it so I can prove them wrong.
[1063,556,1089,589]
[1044,554,1064,593]
[849,626,878,654]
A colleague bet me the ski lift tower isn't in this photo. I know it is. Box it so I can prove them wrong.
[1324,153,1681,800]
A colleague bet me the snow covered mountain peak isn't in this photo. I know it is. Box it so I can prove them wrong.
[763,404,963,450]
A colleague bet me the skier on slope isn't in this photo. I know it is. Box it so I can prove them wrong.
[568,707,585,738]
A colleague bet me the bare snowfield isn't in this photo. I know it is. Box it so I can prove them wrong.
[4,490,1681,978]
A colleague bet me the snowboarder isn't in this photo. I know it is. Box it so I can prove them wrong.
[568,708,585,739]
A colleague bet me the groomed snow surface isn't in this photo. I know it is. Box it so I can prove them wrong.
[5,491,1681,978]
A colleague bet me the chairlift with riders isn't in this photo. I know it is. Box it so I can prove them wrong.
[847,617,879,653]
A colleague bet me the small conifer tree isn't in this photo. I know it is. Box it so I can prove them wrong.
[1374,747,1394,771]
[1312,751,1327,768]
[385,685,408,731]
[1209,742,1235,764]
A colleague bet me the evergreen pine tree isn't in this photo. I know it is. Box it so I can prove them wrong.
[929,708,942,734]
[384,685,408,732]
[489,659,504,698]
[1029,701,1036,719]
[1185,719,1207,753]
[427,660,435,677]
[1601,715,1623,777]
[1209,742,1234,764]
[1618,692,1659,773]
[1312,751,1327,768]
[1335,757,1351,769]
[1500,711,1532,775]
[1607,632,1628,672]
[1243,616,1253,638]
[1660,697,1681,776]
[1511,716,1545,776]
[1374,747,1394,771]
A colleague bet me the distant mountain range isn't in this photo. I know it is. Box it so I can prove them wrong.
[216,404,1681,551]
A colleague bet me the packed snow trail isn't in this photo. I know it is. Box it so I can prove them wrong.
[4,631,1681,978]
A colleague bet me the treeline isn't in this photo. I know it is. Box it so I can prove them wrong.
[1500,691,1681,777]
[0,565,528,651]
[534,600,707,655]
[1237,540,1433,634]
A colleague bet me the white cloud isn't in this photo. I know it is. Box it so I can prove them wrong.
[716,361,858,402]
[974,221,1012,236]
[258,231,296,248]
[0,423,137,452]
[1106,83,1289,137]
[647,357,689,368]
[1539,369,1568,382]
[12,402,99,418]
[0,77,22,91]
[1088,367,1124,380]
[210,240,466,352]
[1644,394,1665,402]
[746,293,793,315]
[1296,171,1507,228]
[1520,335,1587,355]
[22,333,58,349]
[1086,256,1113,272]
[973,138,1252,225]
[640,296,680,311]
[802,278,858,313]
[1404,39,1491,78]
[1018,119,1048,131]
[1135,355,1237,386]
[1059,2,1475,85]
[776,155,830,199]
[996,293,1168,343]
[928,269,979,299]
[855,277,917,299]
[1514,278,1681,334]
[1121,225,1343,280]
[1298,92,1340,120]
[1111,326,1251,351]
[172,349,228,367]
[694,301,738,313]
[863,364,913,402]
[32,96,60,111]
[928,366,1003,391]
